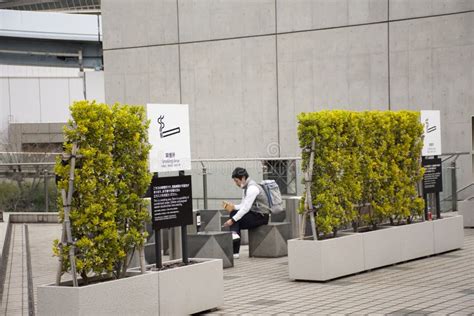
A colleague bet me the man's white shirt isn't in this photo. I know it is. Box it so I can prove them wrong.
[232,184,259,222]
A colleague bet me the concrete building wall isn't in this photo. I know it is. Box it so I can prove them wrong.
[0,68,105,149]
[102,0,474,202]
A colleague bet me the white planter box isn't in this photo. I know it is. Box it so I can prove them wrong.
[363,226,402,270]
[433,214,464,254]
[288,216,464,281]
[399,220,434,261]
[288,233,364,281]
[38,258,223,316]
[458,200,474,227]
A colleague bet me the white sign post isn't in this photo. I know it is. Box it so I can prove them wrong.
[420,110,442,157]
[147,104,191,172]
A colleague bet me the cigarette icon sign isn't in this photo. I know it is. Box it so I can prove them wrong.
[157,115,181,138]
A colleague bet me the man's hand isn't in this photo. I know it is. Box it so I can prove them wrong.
[222,201,235,212]
[223,218,234,227]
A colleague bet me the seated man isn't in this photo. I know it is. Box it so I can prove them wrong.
[222,167,270,258]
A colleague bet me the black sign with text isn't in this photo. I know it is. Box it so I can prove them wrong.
[151,175,193,229]
[422,156,443,193]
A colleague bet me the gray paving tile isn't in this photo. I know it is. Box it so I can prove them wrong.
[247,299,286,306]
[2,224,474,315]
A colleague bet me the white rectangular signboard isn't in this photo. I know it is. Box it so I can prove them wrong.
[147,104,191,172]
[420,110,442,157]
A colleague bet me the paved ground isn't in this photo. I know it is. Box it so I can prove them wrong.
[1,224,473,315]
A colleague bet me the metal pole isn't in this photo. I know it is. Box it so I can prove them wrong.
[154,228,162,269]
[202,163,208,209]
[79,50,87,100]
[169,228,182,260]
[43,169,49,212]
[181,225,188,264]
[436,192,441,219]
[423,192,428,220]
[151,172,163,268]
[262,163,269,180]
[451,160,458,212]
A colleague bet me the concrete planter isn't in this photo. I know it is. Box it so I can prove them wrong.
[458,200,474,227]
[288,216,463,281]
[433,214,464,254]
[38,258,223,316]
[363,226,402,270]
[399,220,434,261]
[288,233,364,281]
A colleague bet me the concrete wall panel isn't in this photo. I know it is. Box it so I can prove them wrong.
[278,24,389,156]
[0,79,9,134]
[104,46,180,105]
[68,78,85,104]
[39,78,70,123]
[390,13,474,187]
[9,78,41,123]
[102,0,178,49]
[180,36,278,159]
[85,71,105,103]
[178,0,275,42]
[277,0,387,33]
[390,0,474,20]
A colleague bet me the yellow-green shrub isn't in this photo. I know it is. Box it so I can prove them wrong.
[54,101,151,282]
[298,110,424,237]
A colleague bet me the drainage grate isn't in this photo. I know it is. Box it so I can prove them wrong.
[247,299,286,306]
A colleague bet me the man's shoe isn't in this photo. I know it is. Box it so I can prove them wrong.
[233,253,240,259]
[232,232,240,241]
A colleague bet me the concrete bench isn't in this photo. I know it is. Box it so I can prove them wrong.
[198,209,249,245]
[249,222,291,258]
[188,231,234,268]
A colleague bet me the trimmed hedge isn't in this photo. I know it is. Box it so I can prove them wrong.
[54,101,151,282]
[298,110,424,237]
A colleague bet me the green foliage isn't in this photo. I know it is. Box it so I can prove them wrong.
[0,179,57,212]
[54,100,151,281]
[298,110,424,237]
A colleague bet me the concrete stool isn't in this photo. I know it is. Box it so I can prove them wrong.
[249,222,291,258]
[199,209,227,231]
[188,231,234,268]
[200,209,249,245]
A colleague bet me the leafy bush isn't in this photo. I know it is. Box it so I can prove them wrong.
[54,101,151,282]
[298,110,424,238]
[0,179,57,212]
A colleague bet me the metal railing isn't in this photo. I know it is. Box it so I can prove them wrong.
[439,151,471,212]
[1,151,472,215]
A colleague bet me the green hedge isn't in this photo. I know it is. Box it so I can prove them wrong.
[54,101,151,282]
[298,110,424,237]
[0,179,57,213]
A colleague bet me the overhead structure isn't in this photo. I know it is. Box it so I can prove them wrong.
[0,0,100,13]
[0,8,102,68]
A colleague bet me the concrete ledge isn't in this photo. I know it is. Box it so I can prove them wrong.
[0,213,12,299]
[249,222,291,257]
[8,212,59,224]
